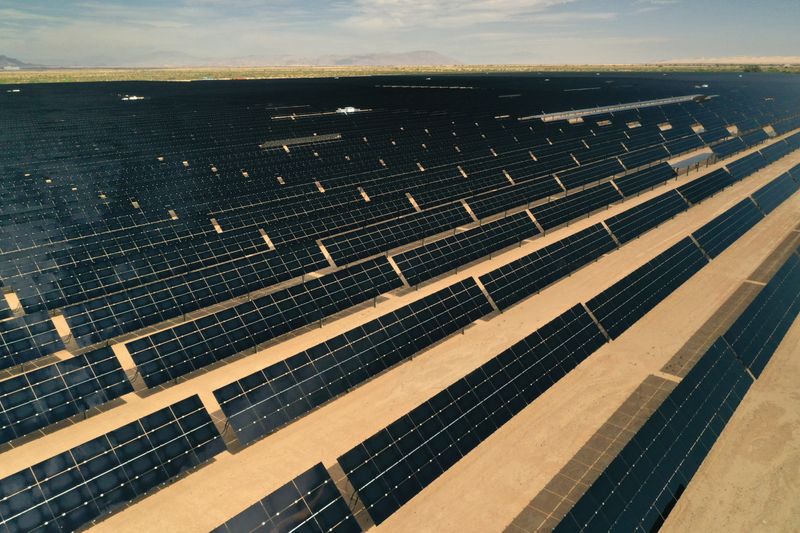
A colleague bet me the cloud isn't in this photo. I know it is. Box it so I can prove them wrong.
[336,0,600,30]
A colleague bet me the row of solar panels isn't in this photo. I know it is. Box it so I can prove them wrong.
[4,158,796,458]
[0,121,796,533]
[2,147,797,448]
[0,117,690,313]
[2,117,795,345]
[2,151,798,453]
[556,247,800,532]
[334,183,795,526]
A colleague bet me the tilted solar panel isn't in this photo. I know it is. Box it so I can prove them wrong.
[0,346,133,445]
[751,172,800,214]
[604,190,689,244]
[676,168,735,205]
[392,212,539,286]
[479,224,617,310]
[0,395,224,532]
[322,204,474,266]
[0,312,65,371]
[723,252,800,377]
[586,238,708,339]
[211,463,361,533]
[556,339,752,532]
[338,305,606,525]
[612,162,677,197]
[127,258,402,388]
[214,278,493,444]
[691,198,764,259]
[530,182,623,231]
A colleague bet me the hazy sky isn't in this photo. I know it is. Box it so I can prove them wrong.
[2,0,799,65]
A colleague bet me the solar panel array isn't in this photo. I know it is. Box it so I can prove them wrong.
[321,203,473,266]
[211,463,361,533]
[0,346,133,445]
[0,312,66,371]
[691,198,764,259]
[604,190,688,244]
[676,168,735,205]
[0,395,224,532]
[751,171,800,214]
[555,339,752,532]
[556,158,624,190]
[1,74,799,531]
[392,212,539,286]
[725,151,767,181]
[338,305,606,524]
[479,224,617,310]
[557,246,800,532]
[126,257,402,387]
[530,182,623,230]
[586,238,709,339]
[723,251,800,377]
[613,162,677,197]
[214,278,493,444]
[467,178,563,219]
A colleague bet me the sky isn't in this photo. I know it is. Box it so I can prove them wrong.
[1,0,799,66]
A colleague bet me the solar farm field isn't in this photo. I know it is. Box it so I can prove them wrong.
[1,72,800,532]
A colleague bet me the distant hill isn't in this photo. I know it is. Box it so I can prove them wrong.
[310,51,459,66]
[664,56,800,65]
[0,55,39,69]
[69,50,460,68]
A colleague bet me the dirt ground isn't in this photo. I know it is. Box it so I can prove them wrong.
[0,142,797,532]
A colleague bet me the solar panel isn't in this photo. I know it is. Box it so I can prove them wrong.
[321,204,473,266]
[214,278,493,444]
[712,137,746,157]
[0,312,65,371]
[556,158,624,190]
[604,190,689,244]
[479,224,617,310]
[676,168,735,205]
[530,182,623,231]
[619,145,670,170]
[0,296,11,320]
[556,339,752,532]
[126,258,402,388]
[740,128,769,147]
[612,162,677,197]
[586,238,708,339]
[0,346,133,445]
[392,212,539,286]
[692,199,764,259]
[723,252,800,377]
[337,305,606,525]
[751,172,800,214]
[725,151,767,181]
[467,178,562,219]
[211,463,361,533]
[759,139,791,164]
[63,245,328,347]
[0,395,224,532]
[664,134,704,156]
